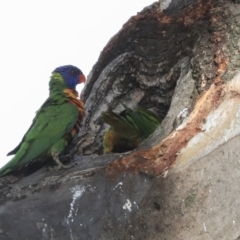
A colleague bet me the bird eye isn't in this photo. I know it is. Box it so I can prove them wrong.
[69,68,80,76]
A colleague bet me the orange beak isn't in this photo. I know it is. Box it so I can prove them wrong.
[78,74,86,84]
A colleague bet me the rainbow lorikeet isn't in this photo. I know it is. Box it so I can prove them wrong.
[102,106,161,153]
[0,65,85,177]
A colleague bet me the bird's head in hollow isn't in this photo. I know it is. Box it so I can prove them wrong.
[52,65,86,89]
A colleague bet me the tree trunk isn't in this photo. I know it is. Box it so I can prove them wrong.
[1,0,240,239]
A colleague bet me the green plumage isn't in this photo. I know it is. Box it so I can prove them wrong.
[102,106,161,153]
[0,66,85,177]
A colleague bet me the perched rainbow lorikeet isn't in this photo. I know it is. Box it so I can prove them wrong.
[102,105,161,153]
[0,65,85,177]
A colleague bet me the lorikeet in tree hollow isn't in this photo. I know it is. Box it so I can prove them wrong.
[0,65,85,177]
[102,105,161,153]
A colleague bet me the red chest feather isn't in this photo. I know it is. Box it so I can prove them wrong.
[63,89,85,136]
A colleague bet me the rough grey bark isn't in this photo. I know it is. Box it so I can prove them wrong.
[74,0,229,156]
[1,0,240,239]
[3,134,240,240]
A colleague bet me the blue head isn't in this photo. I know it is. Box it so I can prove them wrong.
[53,65,85,89]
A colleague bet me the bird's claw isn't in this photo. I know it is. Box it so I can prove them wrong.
[52,154,76,170]
[48,162,75,171]
[58,162,75,169]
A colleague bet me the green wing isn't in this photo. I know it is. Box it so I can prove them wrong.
[124,106,161,138]
[102,110,141,153]
[102,111,140,139]
[102,106,161,153]
[0,98,78,176]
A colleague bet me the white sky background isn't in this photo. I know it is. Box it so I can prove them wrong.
[0,0,155,168]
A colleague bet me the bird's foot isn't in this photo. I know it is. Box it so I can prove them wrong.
[50,163,75,171]
[48,162,75,171]
[52,154,75,170]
